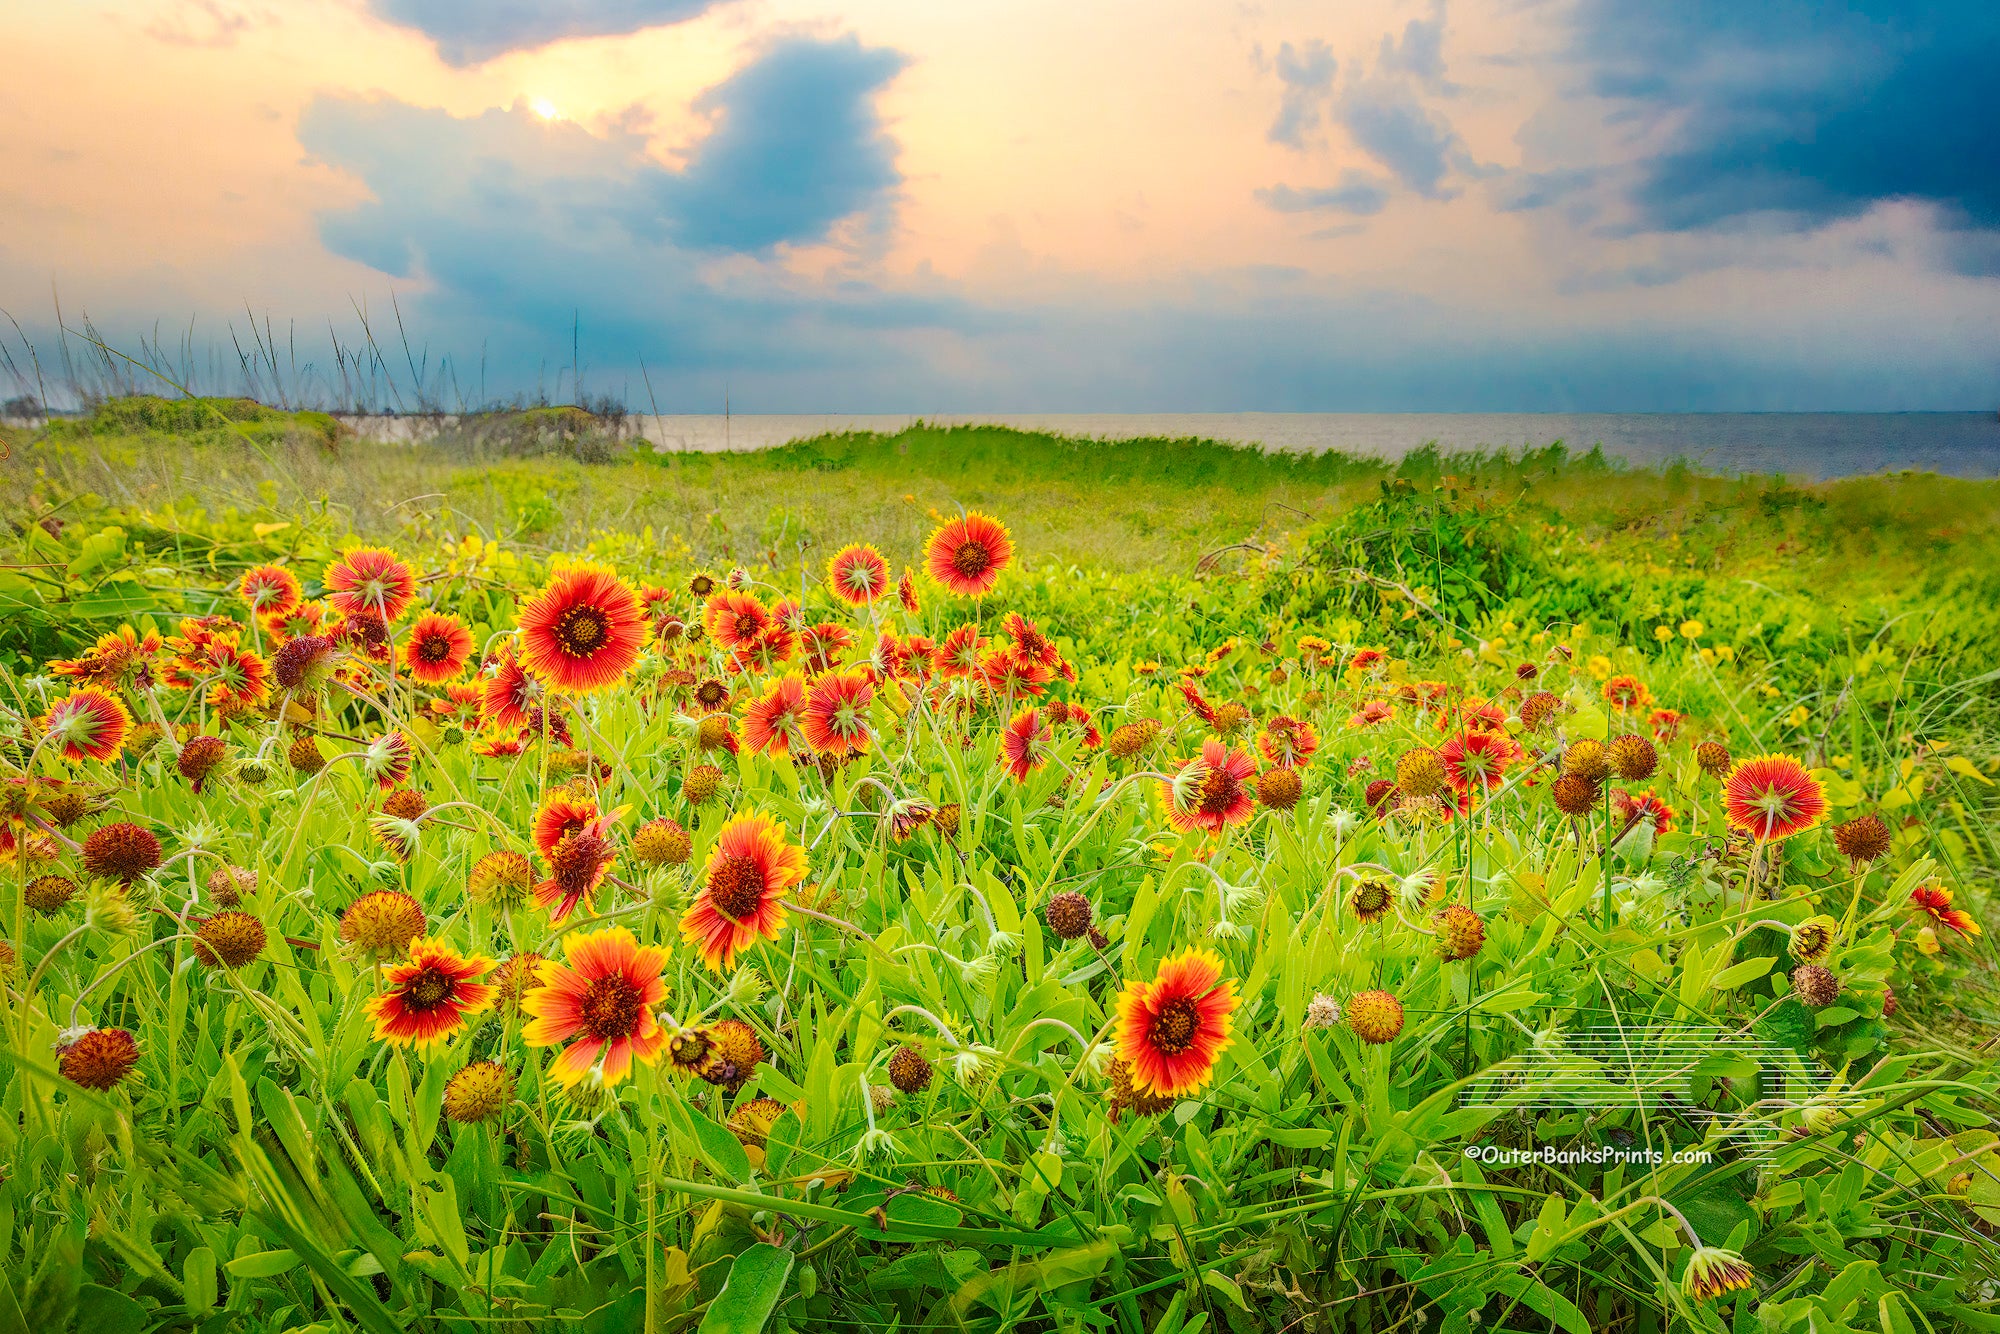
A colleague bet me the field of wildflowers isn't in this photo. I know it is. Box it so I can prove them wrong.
[1,412,1997,1333]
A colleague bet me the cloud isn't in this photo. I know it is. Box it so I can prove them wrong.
[294,36,949,379]
[1338,80,1463,199]
[366,0,721,67]
[663,37,908,251]
[1566,0,2000,266]
[1266,40,1337,149]
[1257,170,1392,217]
[1376,6,1450,90]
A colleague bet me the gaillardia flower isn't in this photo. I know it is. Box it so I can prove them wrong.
[1159,738,1258,833]
[924,511,1014,597]
[1723,754,1826,842]
[520,926,670,1087]
[239,563,302,619]
[1114,947,1238,1098]
[368,938,497,1047]
[680,812,808,971]
[324,547,416,622]
[826,543,891,605]
[1683,1247,1754,1301]
[517,564,646,693]
[999,705,1052,782]
[1910,883,1981,938]
[802,670,875,758]
[405,612,474,684]
[38,687,131,764]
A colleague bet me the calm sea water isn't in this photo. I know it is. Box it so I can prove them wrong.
[626,412,2000,480]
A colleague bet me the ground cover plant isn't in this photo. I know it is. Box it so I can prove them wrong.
[1,404,1998,1332]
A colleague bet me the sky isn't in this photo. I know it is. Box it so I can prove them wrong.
[1,0,1996,411]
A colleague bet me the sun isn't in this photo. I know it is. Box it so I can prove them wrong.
[529,98,562,121]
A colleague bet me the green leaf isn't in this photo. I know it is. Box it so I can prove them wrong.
[1710,955,1775,990]
[225,1249,303,1279]
[182,1246,218,1313]
[697,1242,794,1334]
[680,1101,754,1185]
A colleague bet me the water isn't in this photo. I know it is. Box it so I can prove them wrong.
[621,411,2000,479]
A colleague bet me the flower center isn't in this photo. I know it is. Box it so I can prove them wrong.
[552,604,610,657]
[551,833,611,892]
[952,540,991,577]
[1199,767,1239,814]
[418,633,452,662]
[708,853,768,920]
[1148,998,1201,1056]
[670,1031,712,1067]
[405,966,454,1009]
[579,973,644,1040]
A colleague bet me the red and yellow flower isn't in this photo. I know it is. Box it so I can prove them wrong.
[924,511,1013,597]
[1723,753,1826,841]
[38,687,131,764]
[517,564,645,693]
[826,543,891,605]
[742,674,808,757]
[367,937,496,1047]
[703,590,770,651]
[1911,883,1981,938]
[1440,730,1516,794]
[521,926,671,1087]
[801,670,875,758]
[324,547,416,622]
[534,806,617,924]
[1159,738,1258,833]
[1114,947,1238,1098]
[680,812,808,971]
[238,564,302,619]
[1000,705,1052,782]
[405,612,474,684]
[1256,715,1319,769]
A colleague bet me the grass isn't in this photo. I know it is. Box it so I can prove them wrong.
[0,400,1997,1331]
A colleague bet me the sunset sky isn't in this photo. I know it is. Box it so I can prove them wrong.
[2,0,1995,410]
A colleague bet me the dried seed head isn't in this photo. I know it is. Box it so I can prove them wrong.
[887,1044,933,1094]
[443,1060,514,1123]
[631,817,692,868]
[1552,772,1601,817]
[1044,891,1094,940]
[1346,990,1405,1045]
[58,1027,141,1090]
[82,821,162,884]
[1694,741,1732,777]
[1563,739,1610,784]
[1257,766,1303,811]
[684,763,724,807]
[192,910,267,969]
[1607,733,1658,781]
[288,733,326,776]
[1435,904,1487,961]
[26,874,77,916]
[1396,747,1447,798]
[1791,964,1840,1009]
[1831,814,1890,865]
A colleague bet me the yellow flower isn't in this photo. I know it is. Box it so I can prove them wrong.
[1715,645,1736,662]
[1652,625,1672,643]
[1787,705,1810,727]
[1587,654,1612,681]
[1500,621,1518,636]
[1679,619,1704,639]
[1530,631,1547,646]
[1699,648,1717,666]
